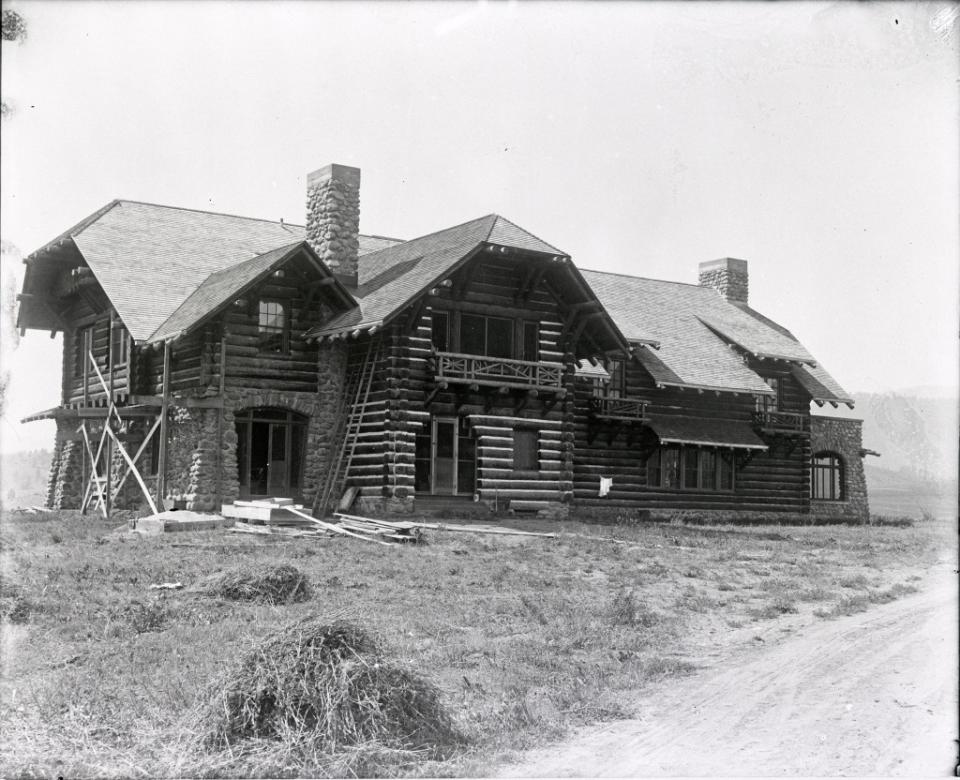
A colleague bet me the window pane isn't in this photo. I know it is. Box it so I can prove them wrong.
[486,317,514,358]
[719,451,734,490]
[461,314,485,355]
[607,360,624,399]
[683,448,699,489]
[522,321,539,362]
[431,312,449,352]
[513,429,538,471]
[646,449,661,487]
[662,447,681,489]
[701,450,717,490]
[258,300,288,353]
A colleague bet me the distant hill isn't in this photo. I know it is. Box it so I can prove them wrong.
[853,391,957,482]
[0,449,50,509]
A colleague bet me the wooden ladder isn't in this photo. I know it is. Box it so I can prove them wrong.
[313,338,380,517]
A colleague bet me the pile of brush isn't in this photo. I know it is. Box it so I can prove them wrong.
[195,617,462,760]
[191,564,311,605]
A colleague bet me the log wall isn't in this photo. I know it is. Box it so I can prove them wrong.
[573,356,814,512]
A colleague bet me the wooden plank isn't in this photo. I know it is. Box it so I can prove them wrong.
[284,506,392,546]
[105,424,159,515]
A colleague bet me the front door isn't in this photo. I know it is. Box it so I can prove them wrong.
[415,417,476,496]
[236,408,306,498]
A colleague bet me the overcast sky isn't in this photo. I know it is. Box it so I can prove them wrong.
[1,0,957,454]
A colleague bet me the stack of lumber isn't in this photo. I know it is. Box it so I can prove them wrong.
[221,498,318,528]
[334,513,424,543]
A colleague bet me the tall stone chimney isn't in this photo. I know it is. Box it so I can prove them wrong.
[698,257,749,305]
[305,164,361,287]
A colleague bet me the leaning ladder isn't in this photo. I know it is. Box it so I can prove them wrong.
[313,338,380,517]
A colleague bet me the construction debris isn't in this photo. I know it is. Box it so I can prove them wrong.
[133,510,232,535]
[223,500,557,545]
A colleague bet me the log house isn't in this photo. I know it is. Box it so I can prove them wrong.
[18,164,871,521]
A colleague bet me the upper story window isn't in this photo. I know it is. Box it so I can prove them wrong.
[647,445,735,492]
[811,452,844,500]
[461,313,513,359]
[111,323,129,367]
[75,326,93,379]
[431,311,449,352]
[757,376,782,412]
[521,321,539,362]
[258,300,289,354]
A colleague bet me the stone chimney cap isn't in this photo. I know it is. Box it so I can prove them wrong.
[698,257,748,274]
[307,163,361,187]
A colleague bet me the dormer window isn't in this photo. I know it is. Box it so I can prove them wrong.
[258,299,289,353]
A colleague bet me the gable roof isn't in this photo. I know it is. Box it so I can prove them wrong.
[305,214,568,339]
[147,242,355,344]
[25,200,399,342]
[580,269,850,402]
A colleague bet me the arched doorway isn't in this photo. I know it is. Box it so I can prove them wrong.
[235,408,308,499]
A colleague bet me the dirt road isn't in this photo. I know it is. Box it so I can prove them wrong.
[499,564,958,777]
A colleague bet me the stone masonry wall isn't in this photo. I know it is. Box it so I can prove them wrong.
[305,164,361,281]
[45,422,84,510]
[809,415,869,522]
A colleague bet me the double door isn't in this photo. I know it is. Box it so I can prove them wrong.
[415,417,476,495]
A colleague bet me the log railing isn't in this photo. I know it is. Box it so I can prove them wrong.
[589,395,647,421]
[753,410,809,433]
[433,351,564,391]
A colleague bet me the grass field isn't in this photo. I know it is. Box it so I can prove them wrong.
[0,508,951,778]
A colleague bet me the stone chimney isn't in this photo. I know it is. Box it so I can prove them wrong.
[698,257,749,305]
[305,163,361,287]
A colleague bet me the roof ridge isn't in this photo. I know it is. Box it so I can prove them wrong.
[580,267,708,289]
[116,199,308,229]
[359,214,497,261]
[489,214,565,255]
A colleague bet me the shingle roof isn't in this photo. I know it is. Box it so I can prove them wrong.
[36,200,398,342]
[580,269,848,399]
[305,214,567,339]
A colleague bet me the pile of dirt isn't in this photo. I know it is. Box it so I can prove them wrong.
[196,617,462,758]
[192,564,310,604]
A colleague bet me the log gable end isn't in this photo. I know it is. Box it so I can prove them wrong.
[343,249,627,516]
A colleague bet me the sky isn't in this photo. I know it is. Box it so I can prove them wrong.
[0,0,957,454]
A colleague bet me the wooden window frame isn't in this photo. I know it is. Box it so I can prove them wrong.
[110,323,129,369]
[647,445,736,493]
[258,299,290,354]
[811,451,844,501]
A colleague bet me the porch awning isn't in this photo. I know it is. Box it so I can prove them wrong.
[21,406,76,423]
[645,416,768,451]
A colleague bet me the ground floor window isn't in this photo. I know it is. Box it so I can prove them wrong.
[647,445,735,491]
[235,408,307,497]
[811,452,844,500]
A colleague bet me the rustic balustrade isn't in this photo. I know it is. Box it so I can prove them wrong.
[433,351,564,391]
[752,410,809,433]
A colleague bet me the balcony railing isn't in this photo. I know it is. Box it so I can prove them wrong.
[433,351,564,391]
[753,410,809,433]
[589,395,647,421]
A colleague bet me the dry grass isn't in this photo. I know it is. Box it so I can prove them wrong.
[195,617,462,772]
[0,507,951,777]
[192,564,311,604]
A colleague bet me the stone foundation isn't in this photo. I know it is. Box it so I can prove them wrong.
[809,415,869,523]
